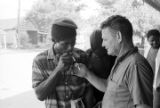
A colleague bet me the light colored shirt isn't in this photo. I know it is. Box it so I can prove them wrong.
[154,48,160,89]
[146,47,159,73]
[32,48,89,108]
[102,48,153,108]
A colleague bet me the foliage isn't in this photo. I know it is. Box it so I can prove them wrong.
[23,0,160,49]
[25,0,83,33]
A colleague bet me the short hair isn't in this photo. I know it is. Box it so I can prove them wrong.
[100,15,133,42]
[146,29,160,39]
[90,29,103,51]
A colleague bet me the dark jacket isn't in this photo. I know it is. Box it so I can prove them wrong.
[86,29,116,104]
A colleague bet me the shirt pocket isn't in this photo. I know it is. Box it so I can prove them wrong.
[107,79,118,96]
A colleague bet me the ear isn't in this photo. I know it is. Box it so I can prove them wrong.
[116,31,122,43]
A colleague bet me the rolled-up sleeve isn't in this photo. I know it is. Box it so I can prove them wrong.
[32,58,44,88]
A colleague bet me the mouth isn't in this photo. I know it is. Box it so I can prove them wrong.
[105,48,108,51]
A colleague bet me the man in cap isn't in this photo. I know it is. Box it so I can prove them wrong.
[32,18,94,108]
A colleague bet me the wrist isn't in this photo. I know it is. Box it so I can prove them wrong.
[85,69,90,79]
[55,65,62,72]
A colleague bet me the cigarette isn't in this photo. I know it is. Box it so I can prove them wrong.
[72,56,80,70]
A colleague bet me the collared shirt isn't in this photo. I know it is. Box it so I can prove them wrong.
[147,47,159,73]
[153,48,160,108]
[102,47,153,108]
[32,47,88,108]
[154,48,160,89]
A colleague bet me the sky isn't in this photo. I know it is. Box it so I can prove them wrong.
[79,0,101,19]
[0,0,38,19]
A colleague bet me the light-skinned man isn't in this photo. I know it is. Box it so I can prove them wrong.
[74,15,153,108]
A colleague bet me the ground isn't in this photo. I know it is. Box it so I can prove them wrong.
[0,49,44,108]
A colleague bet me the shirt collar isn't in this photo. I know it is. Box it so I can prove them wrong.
[47,47,56,60]
[116,47,138,63]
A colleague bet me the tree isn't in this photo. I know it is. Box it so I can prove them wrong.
[25,0,84,33]
[96,0,160,41]
[24,0,160,49]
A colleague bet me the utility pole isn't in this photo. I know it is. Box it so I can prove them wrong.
[16,0,21,48]
[3,32,7,49]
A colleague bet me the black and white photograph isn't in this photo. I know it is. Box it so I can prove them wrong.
[0,0,160,108]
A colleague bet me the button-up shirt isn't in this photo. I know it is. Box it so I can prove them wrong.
[102,47,153,108]
[32,47,89,108]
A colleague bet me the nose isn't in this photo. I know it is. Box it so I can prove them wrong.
[67,44,73,51]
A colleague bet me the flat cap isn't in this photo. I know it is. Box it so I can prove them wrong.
[53,18,77,29]
[51,18,77,42]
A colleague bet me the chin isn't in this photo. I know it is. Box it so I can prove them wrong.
[107,51,112,56]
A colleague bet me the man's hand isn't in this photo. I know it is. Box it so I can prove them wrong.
[73,63,89,78]
[56,53,73,71]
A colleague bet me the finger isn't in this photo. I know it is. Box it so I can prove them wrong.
[62,52,68,56]
[78,63,83,66]
[74,63,80,71]
[60,54,69,60]
[74,63,79,67]
[62,55,72,61]
[63,58,73,64]
[73,63,79,70]
[72,68,80,76]
[76,63,83,68]
[72,69,78,75]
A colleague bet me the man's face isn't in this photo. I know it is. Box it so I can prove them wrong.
[148,35,160,49]
[54,37,76,54]
[102,27,120,56]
